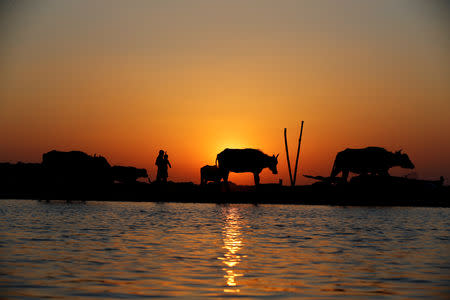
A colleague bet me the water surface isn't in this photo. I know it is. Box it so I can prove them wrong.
[0,200,449,299]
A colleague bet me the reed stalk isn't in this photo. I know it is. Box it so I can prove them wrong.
[284,128,294,186]
[293,121,304,185]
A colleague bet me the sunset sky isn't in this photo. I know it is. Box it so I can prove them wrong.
[1,0,449,184]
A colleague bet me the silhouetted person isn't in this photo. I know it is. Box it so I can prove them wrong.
[155,150,165,182]
[160,153,171,182]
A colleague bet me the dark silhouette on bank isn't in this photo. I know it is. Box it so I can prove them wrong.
[155,150,164,182]
[43,150,113,187]
[0,150,152,198]
[0,162,42,194]
[216,148,279,185]
[111,166,148,184]
[200,165,225,185]
[330,147,415,182]
[0,147,448,207]
[155,150,171,183]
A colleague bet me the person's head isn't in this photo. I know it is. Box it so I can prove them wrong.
[159,150,164,156]
[164,154,168,159]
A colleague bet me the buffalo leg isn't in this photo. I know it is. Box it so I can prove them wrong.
[200,171,206,185]
[342,169,349,182]
[222,171,230,192]
[330,166,340,178]
[223,171,229,183]
[253,172,260,185]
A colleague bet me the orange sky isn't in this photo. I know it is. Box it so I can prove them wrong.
[1,1,449,185]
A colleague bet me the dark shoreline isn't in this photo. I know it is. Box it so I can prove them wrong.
[2,150,447,207]
[1,182,449,207]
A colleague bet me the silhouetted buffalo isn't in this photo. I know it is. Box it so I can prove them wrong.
[112,166,148,184]
[200,165,225,185]
[216,148,278,185]
[330,147,415,182]
[42,150,112,186]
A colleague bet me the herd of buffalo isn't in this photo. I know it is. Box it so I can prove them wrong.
[0,150,148,189]
[0,147,418,189]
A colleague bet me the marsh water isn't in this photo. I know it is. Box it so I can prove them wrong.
[0,200,449,299]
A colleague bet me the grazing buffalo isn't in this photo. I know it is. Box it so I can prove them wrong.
[42,150,112,186]
[216,148,279,185]
[330,147,415,182]
[112,166,148,184]
[200,165,225,185]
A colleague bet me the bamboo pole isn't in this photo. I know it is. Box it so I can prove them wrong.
[284,128,294,186]
[293,121,304,185]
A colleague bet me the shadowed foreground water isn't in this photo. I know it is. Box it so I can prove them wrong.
[0,200,449,299]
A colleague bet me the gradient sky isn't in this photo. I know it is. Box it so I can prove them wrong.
[1,0,449,184]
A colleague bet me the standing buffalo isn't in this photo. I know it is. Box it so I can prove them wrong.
[216,148,278,185]
[111,166,148,184]
[330,147,415,181]
[200,165,225,185]
[42,150,112,186]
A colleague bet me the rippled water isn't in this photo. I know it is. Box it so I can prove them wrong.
[0,200,449,299]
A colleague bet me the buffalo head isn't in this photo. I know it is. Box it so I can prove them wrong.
[269,154,279,174]
[395,150,415,169]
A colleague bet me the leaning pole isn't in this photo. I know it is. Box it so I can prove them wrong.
[284,128,294,186]
[284,121,305,186]
[293,121,304,185]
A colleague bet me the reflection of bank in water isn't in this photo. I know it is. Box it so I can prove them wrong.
[218,207,246,293]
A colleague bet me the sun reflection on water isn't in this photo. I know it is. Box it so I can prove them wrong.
[218,207,245,293]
